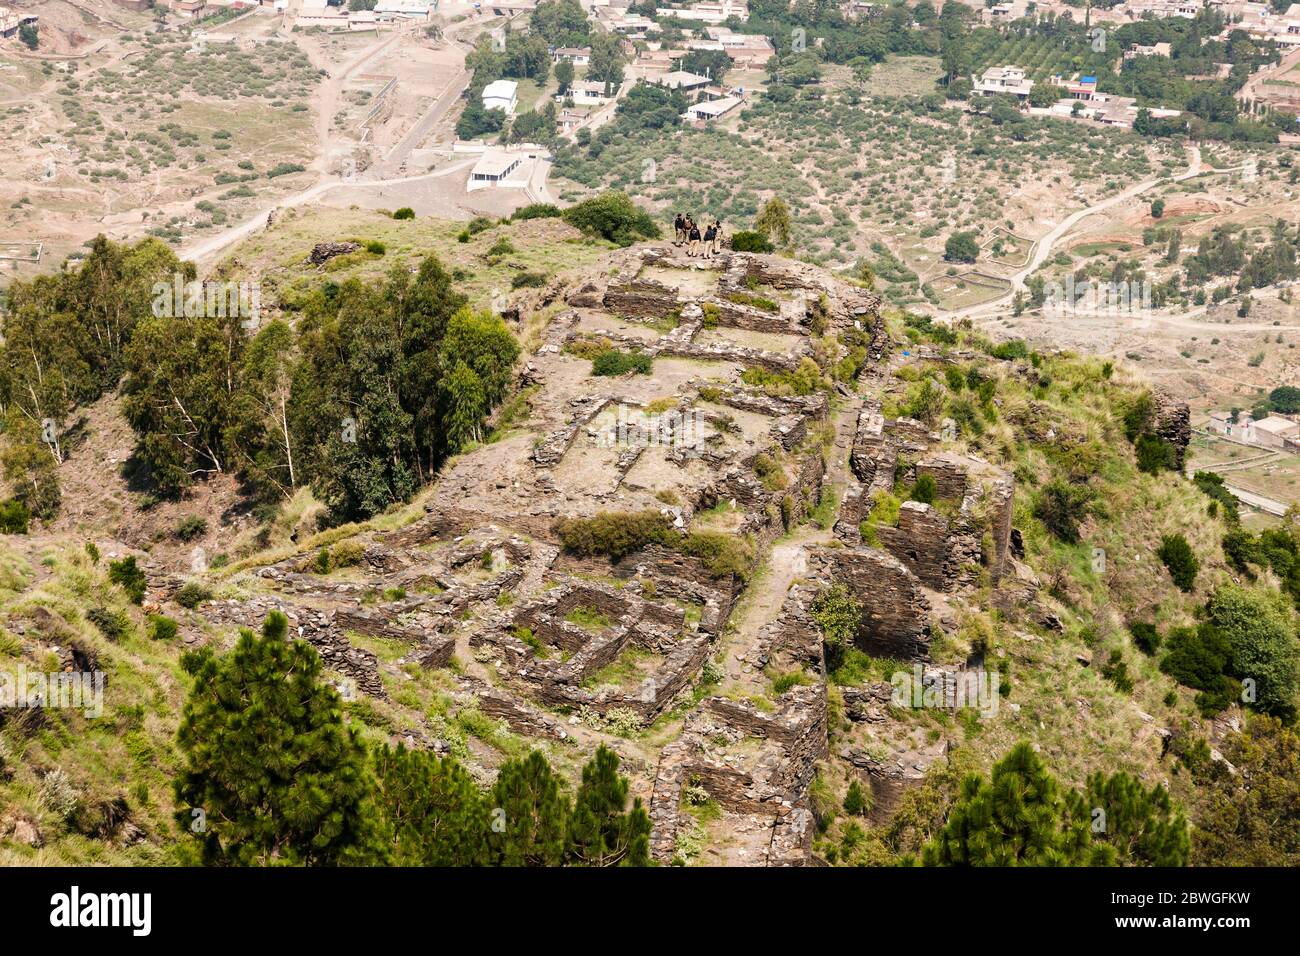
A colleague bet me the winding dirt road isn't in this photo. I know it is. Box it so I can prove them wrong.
[944,144,1203,320]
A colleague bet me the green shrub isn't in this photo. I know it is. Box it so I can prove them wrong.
[1102,655,1135,694]
[725,291,779,312]
[1157,534,1199,592]
[1160,624,1238,715]
[175,515,208,541]
[87,606,130,641]
[1136,434,1177,474]
[1129,621,1161,655]
[392,207,415,220]
[730,230,774,253]
[175,581,213,609]
[554,510,675,560]
[812,583,862,673]
[148,614,179,641]
[0,498,30,534]
[1032,481,1094,544]
[511,271,548,290]
[843,779,870,817]
[909,474,937,505]
[680,531,754,580]
[771,669,811,694]
[108,556,148,604]
[511,203,561,221]
[560,191,659,245]
[592,349,653,377]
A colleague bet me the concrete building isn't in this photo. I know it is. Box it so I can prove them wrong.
[562,80,614,105]
[703,27,775,66]
[552,46,591,66]
[652,70,712,92]
[0,6,37,38]
[635,48,682,75]
[159,0,210,17]
[1124,42,1173,59]
[657,0,749,23]
[1252,416,1300,449]
[684,95,742,123]
[482,78,519,115]
[1124,0,1202,17]
[973,65,1034,99]
[468,149,523,190]
[374,0,437,20]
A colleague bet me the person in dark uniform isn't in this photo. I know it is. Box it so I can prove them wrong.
[702,220,717,260]
[673,212,686,246]
[687,219,702,257]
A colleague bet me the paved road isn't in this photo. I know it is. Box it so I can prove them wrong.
[1223,483,1290,517]
[373,25,481,178]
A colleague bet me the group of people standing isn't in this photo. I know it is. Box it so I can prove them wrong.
[673,213,723,259]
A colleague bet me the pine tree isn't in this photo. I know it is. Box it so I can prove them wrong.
[489,750,571,866]
[1194,715,1300,866]
[843,779,869,817]
[174,611,381,865]
[373,745,490,866]
[921,743,1114,866]
[566,745,651,866]
[1073,771,1189,866]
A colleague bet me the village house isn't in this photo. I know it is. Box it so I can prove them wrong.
[483,1,536,14]
[1124,42,1173,59]
[1123,0,1202,17]
[683,94,743,124]
[482,78,519,115]
[1207,411,1300,448]
[840,0,886,18]
[1252,416,1300,449]
[556,107,588,135]
[603,12,656,34]
[634,48,683,76]
[552,46,591,66]
[1053,74,1100,100]
[158,0,210,18]
[373,0,437,21]
[559,80,614,106]
[657,0,749,24]
[0,5,37,38]
[652,70,712,93]
[973,65,1034,99]
[703,26,775,66]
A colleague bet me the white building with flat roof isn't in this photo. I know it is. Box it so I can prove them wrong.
[684,95,742,122]
[468,149,523,190]
[652,70,712,91]
[1252,415,1300,449]
[482,79,519,115]
[658,0,748,23]
[973,65,1034,99]
[561,80,614,105]
[374,0,437,20]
